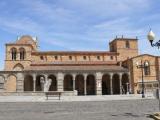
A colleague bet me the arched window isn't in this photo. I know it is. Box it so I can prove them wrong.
[144,61,150,75]
[19,48,25,60]
[11,48,17,60]
[126,41,130,48]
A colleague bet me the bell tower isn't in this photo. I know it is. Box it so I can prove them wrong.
[109,36,138,61]
[5,35,38,71]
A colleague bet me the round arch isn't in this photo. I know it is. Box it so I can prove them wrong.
[36,75,45,91]
[122,73,129,94]
[24,75,33,91]
[112,74,120,95]
[10,47,17,60]
[102,74,110,95]
[13,63,24,71]
[19,47,26,60]
[64,74,73,91]
[86,74,96,95]
[48,75,57,91]
[75,74,84,95]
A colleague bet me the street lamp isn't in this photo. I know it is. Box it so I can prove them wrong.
[136,60,149,98]
[147,29,160,48]
[147,29,160,111]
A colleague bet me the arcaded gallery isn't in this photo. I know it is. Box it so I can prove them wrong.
[0,35,159,95]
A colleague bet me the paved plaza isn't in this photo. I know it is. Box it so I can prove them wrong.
[0,99,158,120]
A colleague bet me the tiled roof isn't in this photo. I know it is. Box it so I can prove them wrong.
[31,61,117,66]
[31,51,118,55]
[24,65,128,72]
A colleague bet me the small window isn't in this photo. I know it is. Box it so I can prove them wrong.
[110,56,113,60]
[40,56,44,60]
[69,56,72,60]
[126,41,130,48]
[146,84,152,89]
[11,48,17,60]
[153,83,158,88]
[144,61,150,75]
[97,56,100,60]
[55,56,58,60]
[19,48,25,60]
[83,56,86,60]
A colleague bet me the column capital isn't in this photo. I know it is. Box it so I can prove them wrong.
[109,73,113,76]
[96,72,102,80]
[119,73,123,79]
[57,72,64,79]
[44,74,48,78]
[83,73,88,80]
[72,74,76,80]
[32,74,36,81]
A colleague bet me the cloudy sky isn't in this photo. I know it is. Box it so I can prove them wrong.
[0,0,160,70]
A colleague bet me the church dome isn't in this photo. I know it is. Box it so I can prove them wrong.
[16,35,36,45]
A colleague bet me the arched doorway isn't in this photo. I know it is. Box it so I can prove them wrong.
[64,74,73,91]
[24,75,33,91]
[6,75,17,92]
[75,74,84,95]
[102,74,110,95]
[48,75,57,91]
[86,75,96,95]
[122,74,129,94]
[36,75,45,91]
[112,74,120,94]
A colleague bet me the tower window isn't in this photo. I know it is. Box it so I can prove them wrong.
[11,48,17,60]
[69,56,72,60]
[126,41,130,48]
[55,56,58,60]
[97,56,100,60]
[110,56,113,60]
[19,48,25,60]
[83,56,86,60]
[40,56,44,60]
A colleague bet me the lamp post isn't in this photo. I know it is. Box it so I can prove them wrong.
[147,29,160,111]
[136,60,149,98]
[147,29,160,48]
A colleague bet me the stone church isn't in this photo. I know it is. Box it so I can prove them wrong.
[0,35,159,95]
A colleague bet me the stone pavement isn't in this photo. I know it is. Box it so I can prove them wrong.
[0,94,155,102]
[0,99,158,120]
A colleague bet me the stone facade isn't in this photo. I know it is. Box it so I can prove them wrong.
[0,35,159,96]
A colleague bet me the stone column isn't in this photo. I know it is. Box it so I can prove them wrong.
[84,74,87,95]
[57,72,64,92]
[110,73,113,95]
[119,73,122,95]
[33,74,36,92]
[44,74,48,82]
[96,72,102,95]
[128,72,132,94]
[73,74,77,95]
[73,74,76,91]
